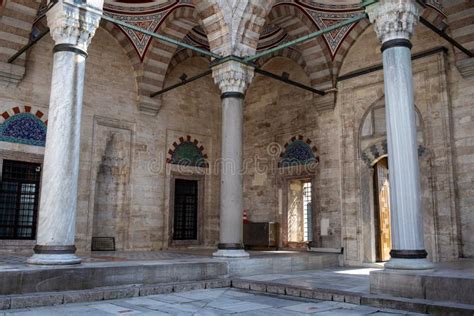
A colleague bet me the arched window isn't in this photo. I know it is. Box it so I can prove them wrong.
[167,136,208,168]
[0,113,47,147]
[280,136,318,167]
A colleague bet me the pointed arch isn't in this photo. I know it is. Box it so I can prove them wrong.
[266,3,333,89]
[167,135,209,168]
[192,0,231,56]
[0,105,48,147]
[279,135,319,168]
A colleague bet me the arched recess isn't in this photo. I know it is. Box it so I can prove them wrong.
[357,98,441,264]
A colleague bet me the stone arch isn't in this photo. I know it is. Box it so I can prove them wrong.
[442,0,473,75]
[0,106,48,147]
[167,49,211,77]
[256,47,308,73]
[266,4,333,89]
[192,0,231,56]
[332,18,371,81]
[279,135,319,168]
[167,135,209,168]
[137,5,201,114]
[358,97,425,160]
[0,0,45,84]
[233,0,275,57]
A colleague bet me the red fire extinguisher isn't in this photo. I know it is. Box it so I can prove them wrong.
[243,209,249,224]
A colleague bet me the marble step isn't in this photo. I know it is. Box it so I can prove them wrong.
[0,259,228,295]
[0,278,231,310]
[231,278,474,315]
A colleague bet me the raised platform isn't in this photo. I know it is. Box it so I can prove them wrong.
[370,259,474,305]
[0,250,339,296]
[231,265,474,315]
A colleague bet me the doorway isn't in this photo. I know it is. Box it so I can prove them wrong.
[287,179,313,248]
[373,157,392,262]
[172,179,199,241]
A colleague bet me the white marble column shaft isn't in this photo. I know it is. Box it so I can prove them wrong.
[368,0,432,270]
[28,0,103,265]
[212,61,254,258]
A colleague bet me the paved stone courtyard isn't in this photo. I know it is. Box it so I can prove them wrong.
[1,288,425,315]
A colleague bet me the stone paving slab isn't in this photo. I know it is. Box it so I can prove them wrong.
[0,288,428,315]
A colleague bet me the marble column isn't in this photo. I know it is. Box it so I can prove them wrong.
[367,0,433,270]
[212,61,254,258]
[28,0,103,265]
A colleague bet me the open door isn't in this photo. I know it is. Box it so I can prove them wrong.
[374,157,392,262]
[287,179,312,248]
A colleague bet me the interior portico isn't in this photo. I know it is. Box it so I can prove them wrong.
[0,1,473,308]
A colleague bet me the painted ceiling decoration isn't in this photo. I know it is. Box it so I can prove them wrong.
[101,0,444,62]
[103,0,193,60]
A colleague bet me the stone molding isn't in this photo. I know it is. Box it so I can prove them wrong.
[0,62,25,86]
[46,0,104,51]
[212,61,255,94]
[137,95,162,116]
[456,57,474,78]
[366,0,421,43]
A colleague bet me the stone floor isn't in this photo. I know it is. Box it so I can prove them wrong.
[0,250,326,266]
[237,267,381,294]
[0,288,426,315]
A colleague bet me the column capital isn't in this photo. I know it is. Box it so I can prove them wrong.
[212,61,254,95]
[46,0,104,52]
[366,0,421,44]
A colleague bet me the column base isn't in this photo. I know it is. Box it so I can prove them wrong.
[27,253,81,265]
[385,258,434,270]
[213,249,250,258]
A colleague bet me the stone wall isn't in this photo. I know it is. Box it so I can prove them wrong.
[243,57,342,249]
[337,23,468,264]
[242,22,474,264]
[0,27,221,253]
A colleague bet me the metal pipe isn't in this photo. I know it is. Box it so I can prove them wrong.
[8,29,50,63]
[244,13,368,63]
[150,69,212,97]
[254,68,325,96]
[419,17,473,58]
[101,15,221,60]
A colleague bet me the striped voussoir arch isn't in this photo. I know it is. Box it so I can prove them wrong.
[267,4,333,90]
[443,0,474,66]
[192,0,231,56]
[167,48,211,76]
[0,0,40,66]
[233,0,275,57]
[256,47,308,74]
[331,18,370,80]
[0,105,48,124]
[137,5,200,113]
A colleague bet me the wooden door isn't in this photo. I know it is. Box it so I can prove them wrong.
[375,158,392,262]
